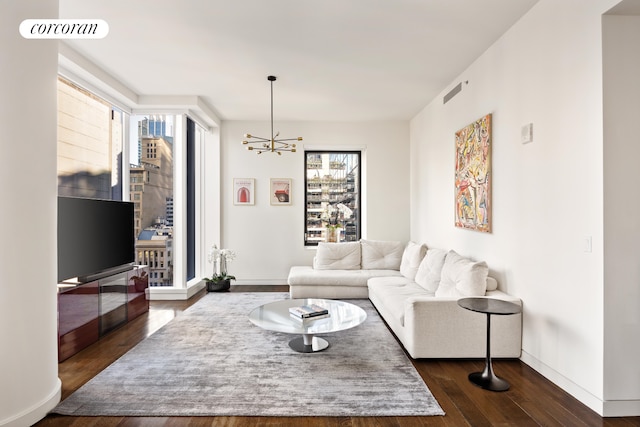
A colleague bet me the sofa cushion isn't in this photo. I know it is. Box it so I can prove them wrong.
[414,248,447,293]
[360,239,404,270]
[399,241,427,280]
[435,250,488,297]
[368,277,429,326]
[315,242,361,270]
[289,266,402,287]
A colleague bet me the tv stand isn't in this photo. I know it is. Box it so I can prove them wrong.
[57,265,149,362]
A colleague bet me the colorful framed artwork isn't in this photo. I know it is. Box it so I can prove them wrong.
[270,178,292,205]
[233,178,255,205]
[454,114,492,233]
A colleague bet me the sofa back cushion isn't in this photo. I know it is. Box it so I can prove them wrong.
[314,242,362,270]
[399,241,427,280]
[435,250,488,297]
[414,248,448,292]
[360,239,404,270]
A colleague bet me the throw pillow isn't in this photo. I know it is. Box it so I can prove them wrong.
[414,248,447,293]
[399,241,427,280]
[435,250,488,297]
[486,276,498,291]
[314,242,361,270]
[360,239,405,270]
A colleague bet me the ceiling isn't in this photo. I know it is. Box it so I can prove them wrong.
[59,0,539,122]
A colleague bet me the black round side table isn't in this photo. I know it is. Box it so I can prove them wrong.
[457,297,522,392]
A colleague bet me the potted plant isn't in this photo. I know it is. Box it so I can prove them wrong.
[321,207,343,243]
[325,223,342,243]
[205,245,236,292]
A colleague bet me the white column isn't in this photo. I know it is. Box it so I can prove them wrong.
[0,0,62,425]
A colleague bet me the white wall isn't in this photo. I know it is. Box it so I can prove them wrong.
[603,14,640,413]
[0,1,62,425]
[410,0,628,416]
[221,121,409,284]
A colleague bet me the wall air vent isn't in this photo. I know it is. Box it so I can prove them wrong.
[443,82,463,104]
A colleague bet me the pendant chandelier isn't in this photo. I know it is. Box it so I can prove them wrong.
[242,75,302,155]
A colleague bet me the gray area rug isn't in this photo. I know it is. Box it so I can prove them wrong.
[53,292,444,417]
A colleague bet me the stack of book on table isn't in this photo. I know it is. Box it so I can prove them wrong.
[289,304,330,321]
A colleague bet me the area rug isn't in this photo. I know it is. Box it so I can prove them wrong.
[52,292,444,417]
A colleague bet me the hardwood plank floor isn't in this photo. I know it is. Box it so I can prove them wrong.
[36,286,640,427]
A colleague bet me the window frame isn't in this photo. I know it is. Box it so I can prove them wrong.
[303,150,361,246]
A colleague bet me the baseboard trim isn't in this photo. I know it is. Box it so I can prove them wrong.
[602,399,640,417]
[520,350,605,416]
[147,282,205,300]
[522,351,640,416]
[1,379,61,427]
[146,280,288,300]
[233,279,288,286]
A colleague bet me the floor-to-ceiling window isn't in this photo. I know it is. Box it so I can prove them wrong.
[129,114,174,287]
[127,114,206,287]
[58,75,209,289]
[186,117,196,282]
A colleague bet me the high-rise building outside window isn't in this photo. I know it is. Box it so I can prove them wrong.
[58,79,206,289]
[130,114,174,286]
[304,151,361,246]
[57,77,123,200]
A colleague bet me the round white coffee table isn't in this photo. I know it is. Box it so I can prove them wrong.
[249,298,367,353]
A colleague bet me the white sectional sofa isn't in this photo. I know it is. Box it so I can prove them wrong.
[287,240,522,359]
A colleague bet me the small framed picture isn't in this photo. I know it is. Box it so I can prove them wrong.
[270,178,292,205]
[233,178,255,205]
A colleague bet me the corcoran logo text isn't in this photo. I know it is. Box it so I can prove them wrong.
[20,19,109,39]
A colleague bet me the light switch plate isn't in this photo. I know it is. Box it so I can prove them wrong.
[521,123,533,144]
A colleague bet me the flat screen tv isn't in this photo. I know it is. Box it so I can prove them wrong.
[58,196,135,282]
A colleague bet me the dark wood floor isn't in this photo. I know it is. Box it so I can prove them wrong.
[37,285,640,427]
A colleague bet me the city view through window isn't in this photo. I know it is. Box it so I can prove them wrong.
[57,77,175,286]
[129,115,174,286]
[304,151,361,246]
[57,77,122,201]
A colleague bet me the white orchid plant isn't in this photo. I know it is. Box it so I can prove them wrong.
[321,208,342,230]
[205,244,237,282]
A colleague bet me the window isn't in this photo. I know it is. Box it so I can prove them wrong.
[58,77,209,289]
[304,151,361,246]
[129,114,174,286]
[186,118,196,281]
[57,77,123,200]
